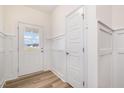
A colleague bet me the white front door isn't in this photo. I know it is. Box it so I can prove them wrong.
[18,23,44,76]
[66,7,85,88]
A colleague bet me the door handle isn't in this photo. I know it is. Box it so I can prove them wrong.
[41,50,44,52]
[66,52,69,55]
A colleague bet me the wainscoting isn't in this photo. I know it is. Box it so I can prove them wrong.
[5,35,17,80]
[50,35,67,81]
[0,32,16,87]
[113,29,124,88]
[98,21,113,88]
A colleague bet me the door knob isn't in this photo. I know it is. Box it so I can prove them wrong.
[66,52,69,55]
[41,50,44,52]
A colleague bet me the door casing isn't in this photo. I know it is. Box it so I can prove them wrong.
[65,6,88,88]
[17,22,44,76]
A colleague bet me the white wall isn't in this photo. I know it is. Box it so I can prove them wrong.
[96,5,112,28]
[86,6,98,87]
[4,5,51,80]
[97,5,124,30]
[51,5,80,37]
[112,6,124,30]
[0,6,4,33]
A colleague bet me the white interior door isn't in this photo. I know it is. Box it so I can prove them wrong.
[66,7,85,88]
[18,23,44,76]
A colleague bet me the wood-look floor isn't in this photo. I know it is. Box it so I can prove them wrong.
[4,71,72,88]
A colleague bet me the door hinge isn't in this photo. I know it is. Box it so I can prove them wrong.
[83,81,85,87]
[17,65,19,73]
[82,13,84,20]
[83,48,85,53]
[17,26,19,30]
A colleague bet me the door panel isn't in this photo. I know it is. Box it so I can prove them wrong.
[19,23,44,76]
[66,7,84,88]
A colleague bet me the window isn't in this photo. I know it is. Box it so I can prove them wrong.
[24,27,39,48]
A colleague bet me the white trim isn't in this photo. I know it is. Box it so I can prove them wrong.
[0,31,16,37]
[82,6,88,88]
[48,34,65,40]
[51,49,65,52]
[98,49,113,56]
[0,31,6,36]
[51,69,66,83]
[113,28,124,31]
[66,5,83,17]
[18,21,43,28]
[0,80,6,88]
[98,21,113,31]
[2,32,16,37]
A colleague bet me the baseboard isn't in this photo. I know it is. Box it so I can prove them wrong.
[51,68,66,82]
[0,80,6,88]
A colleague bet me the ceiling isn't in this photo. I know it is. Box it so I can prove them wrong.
[25,5,57,14]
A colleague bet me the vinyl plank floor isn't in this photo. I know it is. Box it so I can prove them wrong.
[4,71,72,88]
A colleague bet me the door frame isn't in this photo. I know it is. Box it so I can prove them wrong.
[17,21,44,76]
[65,6,88,87]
